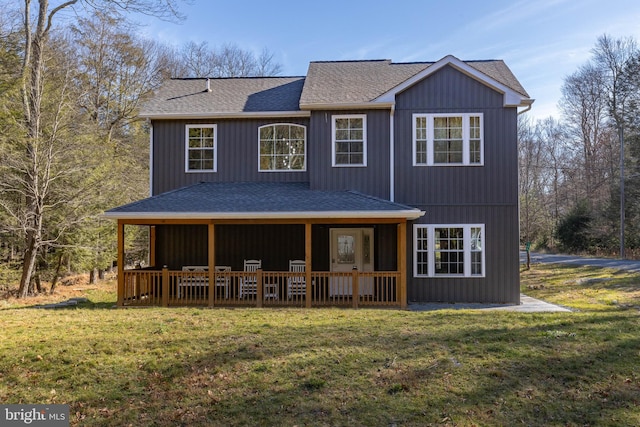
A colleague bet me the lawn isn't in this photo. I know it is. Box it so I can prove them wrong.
[0,265,639,426]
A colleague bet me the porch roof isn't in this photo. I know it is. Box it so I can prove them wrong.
[104,182,424,220]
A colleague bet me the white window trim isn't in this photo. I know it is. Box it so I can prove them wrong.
[412,113,484,166]
[332,114,367,167]
[185,124,217,173]
[257,123,307,172]
[413,224,486,278]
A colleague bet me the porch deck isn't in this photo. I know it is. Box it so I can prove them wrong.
[120,268,402,308]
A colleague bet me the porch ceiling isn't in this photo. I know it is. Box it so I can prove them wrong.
[104,182,424,221]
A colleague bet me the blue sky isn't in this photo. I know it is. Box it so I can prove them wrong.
[136,0,640,121]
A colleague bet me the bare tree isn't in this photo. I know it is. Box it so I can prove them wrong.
[536,116,571,245]
[255,47,283,77]
[518,114,573,250]
[560,63,612,208]
[6,0,185,297]
[160,41,282,78]
[591,35,638,257]
[179,40,217,77]
[72,11,164,143]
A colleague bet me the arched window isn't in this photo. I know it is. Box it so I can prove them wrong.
[258,124,306,171]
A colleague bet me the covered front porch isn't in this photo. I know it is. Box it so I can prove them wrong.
[116,220,407,308]
[106,182,424,309]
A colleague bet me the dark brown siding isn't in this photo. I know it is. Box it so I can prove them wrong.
[155,223,398,274]
[375,224,397,271]
[156,224,305,271]
[308,110,390,199]
[394,65,520,303]
[155,225,208,269]
[152,118,310,195]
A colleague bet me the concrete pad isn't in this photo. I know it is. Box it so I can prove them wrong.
[408,294,572,312]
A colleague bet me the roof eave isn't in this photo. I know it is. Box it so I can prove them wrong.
[299,102,394,111]
[103,210,425,221]
[139,110,311,120]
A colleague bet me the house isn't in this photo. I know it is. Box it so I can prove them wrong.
[105,55,533,308]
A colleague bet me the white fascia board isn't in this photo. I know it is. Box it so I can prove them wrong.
[374,55,531,107]
[139,111,311,120]
[103,210,426,221]
[299,102,394,111]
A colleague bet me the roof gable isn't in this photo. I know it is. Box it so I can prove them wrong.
[374,55,531,107]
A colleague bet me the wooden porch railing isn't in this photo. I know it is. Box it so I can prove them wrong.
[121,269,401,308]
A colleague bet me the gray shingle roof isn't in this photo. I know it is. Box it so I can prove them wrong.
[105,182,424,219]
[140,77,305,118]
[467,60,529,97]
[299,60,428,105]
[299,59,529,106]
[140,56,530,117]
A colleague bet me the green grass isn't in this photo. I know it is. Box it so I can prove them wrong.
[1,266,639,426]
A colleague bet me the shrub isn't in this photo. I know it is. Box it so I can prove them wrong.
[556,202,592,252]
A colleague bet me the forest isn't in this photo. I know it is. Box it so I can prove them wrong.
[0,0,280,298]
[1,1,640,299]
[519,35,640,258]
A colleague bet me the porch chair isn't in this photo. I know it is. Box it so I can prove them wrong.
[287,260,306,299]
[214,265,231,299]
[239,259,261,298]
[179,266,208,298]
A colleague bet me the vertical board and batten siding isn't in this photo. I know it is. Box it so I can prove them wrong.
[394,65,520,303]
[153,224,397,273]
[152,118,310,195]
[307,110,390,200]
[405,206,520,303]
[155,224,305,271]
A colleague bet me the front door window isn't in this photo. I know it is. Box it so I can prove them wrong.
[337,235,356,264]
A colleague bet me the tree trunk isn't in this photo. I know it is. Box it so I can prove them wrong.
[89,268,96,284]
[49,252,64,294]
[17,233,38,297]
[35,273,43,293]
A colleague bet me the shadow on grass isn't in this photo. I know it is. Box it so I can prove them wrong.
[59,309,639,426]
[9,298,118,311]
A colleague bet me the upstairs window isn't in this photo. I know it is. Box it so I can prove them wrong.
[332,114,367,166]
[413,113,483,166]
[259,124,306,171]
[185,124,216,172]
[414,224,485,278]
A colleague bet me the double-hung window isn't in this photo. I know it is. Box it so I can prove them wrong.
[258,124,306,171]
[414,224,485,278]
[413,113,483,166]
[332,114,367,166]
[185,124,216,172]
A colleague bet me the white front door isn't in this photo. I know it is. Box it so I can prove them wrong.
[329,228,373,296]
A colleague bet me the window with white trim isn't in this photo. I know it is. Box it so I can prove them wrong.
[413,224,485,277]
[185,124,216,172]
[413,113,483,166]
[332,114,366,166]
[258,124,306,171]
